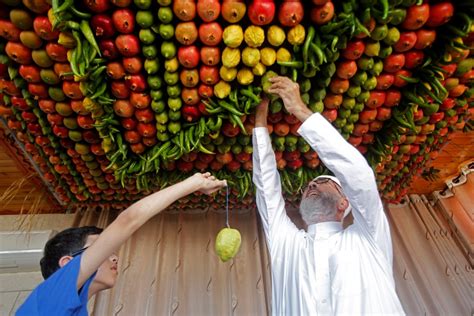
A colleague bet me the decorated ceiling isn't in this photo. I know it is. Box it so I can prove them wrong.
[0,0,472,211]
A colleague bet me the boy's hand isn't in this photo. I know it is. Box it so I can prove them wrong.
[267,76,312,122]
[192,172,227,195]
[255,95,269,127]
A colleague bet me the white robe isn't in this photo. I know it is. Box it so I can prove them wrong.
[252,113,405,316]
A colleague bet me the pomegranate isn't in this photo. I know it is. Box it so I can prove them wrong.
[358,108,377,124]
[122,57,142,74]
[311,1,334,25]
[321,109,337,122]
[222,0,246,23]
[11,97,29,111]
[248,0,275,26]
[115,34,140,57]
[198,84,213,98]
[175,22,198,45]
[137,123,156,137]
[366,91,386,109]
[426,2,454,27]
[121,117,138,130]
[393,32,417,53]
[19,65,41,82]
[383,54,405,73]
[199,66,219,85]
[384,90,401,107]
[336,60,357,79]
[45,43,68,62]
[111,80,130,99]
[113,99,134,117]
[178,45,200,68]
[414,29,436,50]
[106,62,126,79]
[83,0,111,13]
[401,3,429,30]
[180,69,200,87]
[173,0,196,21]
[393,70,412,87]
[124,130,141,143]
[125,74,147,92]
[278,0,303,27]
[112,9,135,34]
[352,123,369,136]
[197,0,220,22]
[110,0,132,7]
[404,50,424,69]
[329,78,349,94]
[342,40,365,60]
[5,42,32,65]
[200,46,220,66]
[135,107,154,123]
[376,73,394,90]
[0,20,21,42]
[99,39,120,59]
[130,92,151,109]
[62,81,83,99]
[33,16,59,41]
[181,89,200,106]
[91,14,116,39]
[376,107,392,121]
[199,22,223,46]
[22,0,50,14]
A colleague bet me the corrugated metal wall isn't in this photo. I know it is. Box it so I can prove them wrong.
[72,170,473,316]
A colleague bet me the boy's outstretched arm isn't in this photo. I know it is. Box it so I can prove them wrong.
[77,172,226,288]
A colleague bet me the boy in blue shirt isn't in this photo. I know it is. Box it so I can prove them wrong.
[17,172,227,315]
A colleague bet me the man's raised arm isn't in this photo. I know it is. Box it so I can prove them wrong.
[268,76,392,261]
[253,97,298,246]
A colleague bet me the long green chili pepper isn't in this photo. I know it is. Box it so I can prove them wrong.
[218,100,245,116]
[230,114,247,135]
[80,20,101,56]
[70,6,91,19]
[292,68,298,82]
[302,26,315,71]
[277,61,303,68]
[310,43,325,65]
[240,88,260,104]
[380,0,389,20]
[52,0,59,12]
[65,21,81,30]
[54,0,73,14]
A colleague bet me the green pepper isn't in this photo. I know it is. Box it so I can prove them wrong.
[80,20,101,56]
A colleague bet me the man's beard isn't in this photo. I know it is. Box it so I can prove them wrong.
[299,191,338,224]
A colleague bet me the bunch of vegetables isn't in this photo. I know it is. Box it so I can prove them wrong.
[0,0,473,209]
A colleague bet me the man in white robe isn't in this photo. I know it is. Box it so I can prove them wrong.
[252,76,405,315]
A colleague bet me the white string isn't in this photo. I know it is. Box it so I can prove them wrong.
[225,185,229,228]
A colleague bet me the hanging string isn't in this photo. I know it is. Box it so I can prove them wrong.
[225,185,229,228]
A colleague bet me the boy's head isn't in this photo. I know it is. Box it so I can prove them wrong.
[41,226,119,291]
[40,226,103,279]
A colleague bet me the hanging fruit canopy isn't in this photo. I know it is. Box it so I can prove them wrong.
[0,0,472,211]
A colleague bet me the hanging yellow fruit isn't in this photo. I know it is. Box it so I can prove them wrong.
[215,227,242,262]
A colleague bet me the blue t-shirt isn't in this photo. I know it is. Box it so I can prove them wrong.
[16,254,96,316]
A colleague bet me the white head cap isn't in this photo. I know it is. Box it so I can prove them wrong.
[312,175,352,218]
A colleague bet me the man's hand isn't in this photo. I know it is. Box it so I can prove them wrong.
[255,95,269,127]
[192,172,227,195]
[267,76,313,122]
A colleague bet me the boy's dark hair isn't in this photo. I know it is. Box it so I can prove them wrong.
[40,226,103,279]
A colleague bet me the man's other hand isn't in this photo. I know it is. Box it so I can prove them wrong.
[267,76,312,122]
